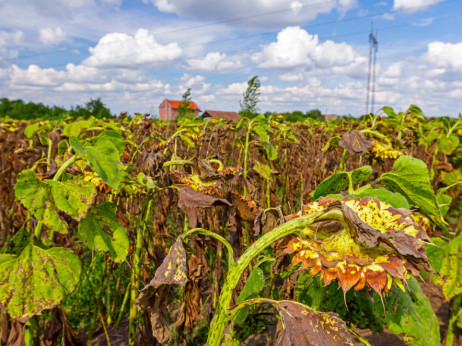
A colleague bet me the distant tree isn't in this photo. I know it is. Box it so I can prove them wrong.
[70,98,113,119]
[177,88,195,120]
[239,75,261,118]
[305,109,323,121]
[0,98,67,120]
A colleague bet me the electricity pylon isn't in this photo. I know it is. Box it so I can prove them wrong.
[366,24,378,115]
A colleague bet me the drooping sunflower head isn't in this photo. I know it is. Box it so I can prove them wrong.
[283,197,432,300]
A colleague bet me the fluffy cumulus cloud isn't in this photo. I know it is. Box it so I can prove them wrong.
[393,0,445,13]
[184,52,243,72]
[83,29,182,69]
[149,0,357,29]
[376,40,462,114]
[39,27,67,46]
[253,26,366,75]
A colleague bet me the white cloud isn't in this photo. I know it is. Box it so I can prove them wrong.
[39,27,67,46]
[184,52,243,72]
[179,73,210,94]
[425,41,462,71]
[83,29,182,68]
[253,26,365,74]
[0,30,24,46]
[149,0,357,29]
[392,0,444,13]
[377,12,395,20]
[279,72,304,82]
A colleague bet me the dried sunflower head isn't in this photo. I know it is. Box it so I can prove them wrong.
[370,140,403,159]
[169,171,225,197]
[283,197,432,300]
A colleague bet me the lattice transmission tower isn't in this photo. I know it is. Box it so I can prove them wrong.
[365,24,378,115]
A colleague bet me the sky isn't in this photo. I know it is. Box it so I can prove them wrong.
[1,0,462,117]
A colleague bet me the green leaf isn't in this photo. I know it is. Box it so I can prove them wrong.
[436,188,452,216]
[70,134,124,190]
[24,123,40,139]
[356,188,410,209]
[96,130,125,154]
[62,118,95,138]
[378,156,443,226]
[262,141,278,160]
[253,161,276,180]
[78,202,129,262]
[372,276,440,346]
[426,237,462,300]
[1,228,30,255]
[311,166,372,200]
[382,106,397,118]
[253,125,269,142]
[14,170,96,234]
[0,245,81,322]
[438,134,460,155]
[234,267,264,325]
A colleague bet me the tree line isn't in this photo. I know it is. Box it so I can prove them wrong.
[0,97,113,120]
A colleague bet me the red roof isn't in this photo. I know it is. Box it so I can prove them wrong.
[202,110,240,121]
[165,99,199,110]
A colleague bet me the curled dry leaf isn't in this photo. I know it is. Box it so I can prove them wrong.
[136,237,188,344]
[260,300,353,346]
[178,185,231,228]
[338,131,371,154]
[283,197,432,301]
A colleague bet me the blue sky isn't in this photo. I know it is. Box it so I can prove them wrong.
[1,0,461,117]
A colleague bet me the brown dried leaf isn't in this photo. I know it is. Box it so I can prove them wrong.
[260,300,353,346]
[178,186,231,227]
[232,191,260,222]
[136,237,188,344]
[339,131,372,154]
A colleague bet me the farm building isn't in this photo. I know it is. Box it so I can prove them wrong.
[159,99,200,120]
[202,110,240,121]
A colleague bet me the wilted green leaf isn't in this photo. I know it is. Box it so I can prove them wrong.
[382,106,397,118]
[426,237,462,300]
[356,188,410,209]
[262,141,277,160]
[1,228,30,256]
[0,245,81,322]
[253,161,276,180]
[372,276,440,346]
[24,123,40,139]
[62,118,95,138]
[311,166,372,200]
[70,133,125,190]
[438,135,460,155]
[14,170,96,234]
[78,202,129,262]
[378,156,443,226]
[234,267,264,325]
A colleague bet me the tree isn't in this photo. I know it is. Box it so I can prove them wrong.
[239,75,261,118]
[177,88,195,120]
[69,98,113,119]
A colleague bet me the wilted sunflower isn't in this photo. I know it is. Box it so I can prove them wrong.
[283,197,432,301]
[370,140,403,159]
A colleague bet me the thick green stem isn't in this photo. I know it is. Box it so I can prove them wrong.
[206,213,320,346]
[53,155,78,182]
[182,228,235,265]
